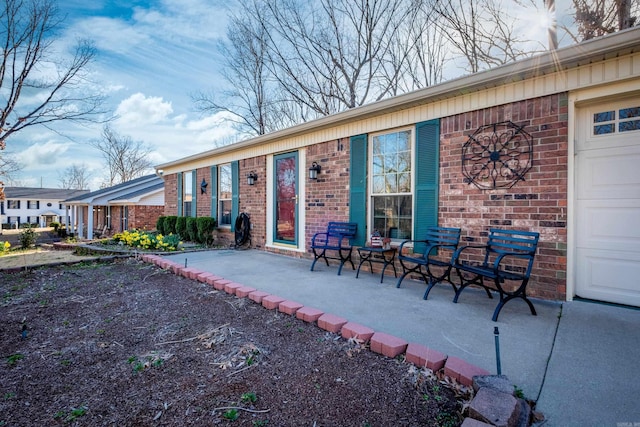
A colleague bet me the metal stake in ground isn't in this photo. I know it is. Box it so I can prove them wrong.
[494,326,502,375]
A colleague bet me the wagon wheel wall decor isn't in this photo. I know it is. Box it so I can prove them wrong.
[461,121,533,190]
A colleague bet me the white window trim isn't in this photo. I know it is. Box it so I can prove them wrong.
[367,126,415,242]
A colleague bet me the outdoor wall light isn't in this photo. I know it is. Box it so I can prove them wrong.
[309,162,321,180]
[247,171,258,186]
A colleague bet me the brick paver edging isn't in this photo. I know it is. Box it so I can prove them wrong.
[148,258,490,387]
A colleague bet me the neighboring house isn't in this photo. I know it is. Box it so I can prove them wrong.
[0,187,89,230]
[64,174,164,239]
[156,27,640,307]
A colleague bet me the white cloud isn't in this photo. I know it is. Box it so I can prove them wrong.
[114,93,174,125]
[18,141,73,167]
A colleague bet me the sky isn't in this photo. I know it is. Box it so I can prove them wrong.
[7,0,239,190]
[4,0,577,191]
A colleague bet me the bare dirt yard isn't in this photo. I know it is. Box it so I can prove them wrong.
[0,257,466,426]
[0,248,99,270]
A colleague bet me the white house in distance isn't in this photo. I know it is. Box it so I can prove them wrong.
[0,187,89,230]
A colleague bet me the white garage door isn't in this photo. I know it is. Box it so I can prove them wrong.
[576,100,640,306]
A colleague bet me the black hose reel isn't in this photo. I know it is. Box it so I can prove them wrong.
[234,212,251,248]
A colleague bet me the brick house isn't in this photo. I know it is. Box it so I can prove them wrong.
[156,28,640,306]
[64,174,164,239]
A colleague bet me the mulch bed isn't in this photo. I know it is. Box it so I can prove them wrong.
[0,258,466,426]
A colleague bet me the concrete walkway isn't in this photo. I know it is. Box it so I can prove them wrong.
[162,249,640,426]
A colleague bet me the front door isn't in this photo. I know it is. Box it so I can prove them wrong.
[575,99,640,306]
[274,152,298,245]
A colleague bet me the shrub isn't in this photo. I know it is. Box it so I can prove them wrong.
[0,241,10,255]
[175,217,187,239]
[186,217,198,242]
[164,216,177,235]
[49,222,60,231]
[156,216,166,235]
[18,225,37,249]
[196,217,216,245]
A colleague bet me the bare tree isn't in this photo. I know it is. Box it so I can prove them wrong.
[568,0,638,42]
[196,0,427,135]
[192,2,285,136]
[433,0,544,73]
[90,125,152,187]
[0,151,20,200]
[58,163,90,189]
[392,6,449,92]
[261,0,420,115]
[0,0,106,151]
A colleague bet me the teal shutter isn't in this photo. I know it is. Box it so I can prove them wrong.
[191,170,197,217]
[349,134,368,246]
[177,172,183,216]
[414,119,440,252]
[231,161,239,223]
[210,166,218,219]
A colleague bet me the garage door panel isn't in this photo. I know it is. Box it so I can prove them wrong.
[576,99,640,306]
[577,203,640,252]
[577,147,640,200]
[576,248,640,306]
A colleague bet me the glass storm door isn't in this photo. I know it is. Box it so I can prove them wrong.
[274,152,298,244]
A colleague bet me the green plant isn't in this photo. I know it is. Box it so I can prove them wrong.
[55,406,87,423]
[514,385,525,399]
[164,216,177,235]
[49,221,60,231]
[222,408,239,421]
[6,354,23,366]
[18,225,36,249]
[436,411,458,427]
[175,217,187,238]
[186,217,198,242]
[0,241,11,255]
[196,217,216,245]
[156,216,166,235]
[4,392,16,400]
[241,392,257,403]
[253,420,269,426]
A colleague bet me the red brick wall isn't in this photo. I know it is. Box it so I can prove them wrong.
[164,173,178,216]
[110,206,123,234]
[239,157,267,249]
[130,205,164,231]
[439,93,568,300]
[304,138,352,252]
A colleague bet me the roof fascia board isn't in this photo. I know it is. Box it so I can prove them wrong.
[65,177,160,205]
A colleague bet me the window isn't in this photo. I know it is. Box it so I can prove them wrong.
[218,164,232,227]
[593,106,640,135]
[183,171,193,216]
[27,200,39,209]
[7,200,19,209]
[370,129,413,240]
